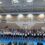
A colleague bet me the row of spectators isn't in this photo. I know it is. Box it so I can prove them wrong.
[0,28,44,35]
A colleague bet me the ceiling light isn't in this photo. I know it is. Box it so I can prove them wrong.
[17,14,24,19]
[12,0,19,4]
[0,1,2,4]
[27,14,33,19]
[38,14,44,19]
[6,14,12,19]
[0,15,2,19]
[27,0,33,2]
